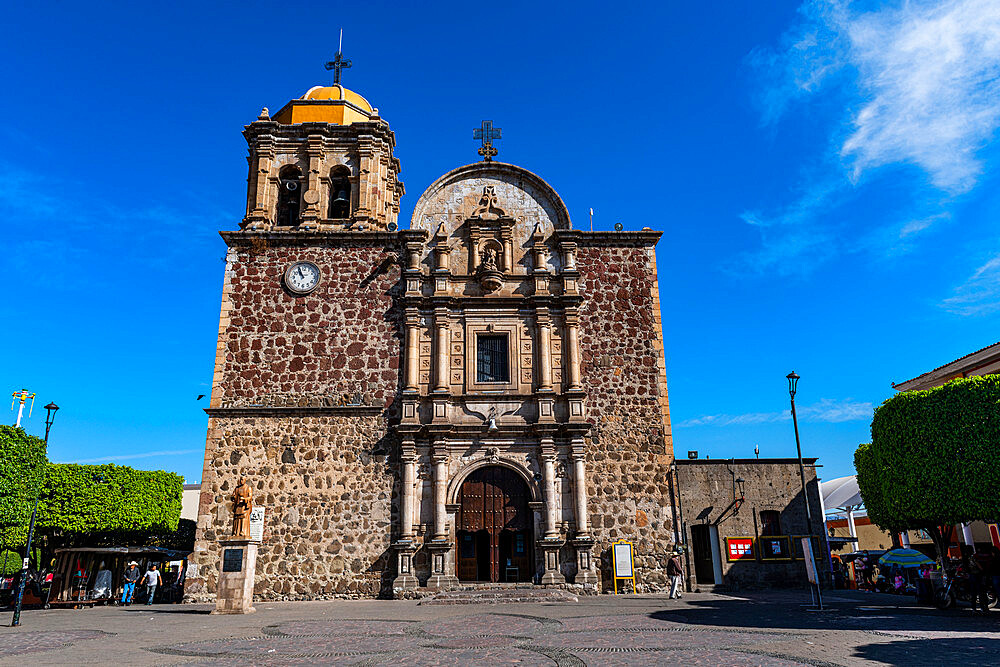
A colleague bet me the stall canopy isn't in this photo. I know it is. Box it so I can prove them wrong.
[822,476,863,511]
[54,546,190,560]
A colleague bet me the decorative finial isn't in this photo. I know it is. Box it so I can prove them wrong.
[258,107,270,121]
[473,120,502,162]
[324,29,353,85]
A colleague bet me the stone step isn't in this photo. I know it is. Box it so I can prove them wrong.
[419,588,579,605]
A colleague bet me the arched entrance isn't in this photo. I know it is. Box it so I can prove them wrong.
[456,466,533,583]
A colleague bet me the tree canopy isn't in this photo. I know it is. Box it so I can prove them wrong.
[40,464,183,537]
[856,375,1000,546]
[0,426,183,552]
[0,425,47,546]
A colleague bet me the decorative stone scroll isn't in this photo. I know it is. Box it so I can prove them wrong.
[471,185,508,220]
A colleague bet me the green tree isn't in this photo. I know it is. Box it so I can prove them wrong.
[855,375,1000,568]
[0,426,47,550]
[38,464,183,540]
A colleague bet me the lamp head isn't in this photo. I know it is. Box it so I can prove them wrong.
[786,371,800,399]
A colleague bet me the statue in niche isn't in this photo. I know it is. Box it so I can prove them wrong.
[480,246,499,271]
[477,244,503,293]
[232,477,254,539]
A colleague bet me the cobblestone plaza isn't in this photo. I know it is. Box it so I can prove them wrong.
[3,591,999,666]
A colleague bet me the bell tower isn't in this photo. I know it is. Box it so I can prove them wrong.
[241,65,403,231]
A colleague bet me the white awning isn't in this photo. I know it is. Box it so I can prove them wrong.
[822,475,863,510]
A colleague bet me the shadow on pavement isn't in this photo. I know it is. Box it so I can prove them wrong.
[649,591,999,634]
[853,637,1000,666]
[121,606,212,615]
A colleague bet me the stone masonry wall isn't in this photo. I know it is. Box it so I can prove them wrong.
[190,236,404,600]
[576,242,676,592]
[676,460,827,591]
[215,239,402,409]
[187,414,397,600]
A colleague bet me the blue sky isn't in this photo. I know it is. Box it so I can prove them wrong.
[3,0,999,486]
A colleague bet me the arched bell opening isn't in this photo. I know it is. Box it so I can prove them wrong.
[455,466,534,583]
[276,165,303,227]
[329,165,352,220]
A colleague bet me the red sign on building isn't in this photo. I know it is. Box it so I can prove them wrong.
[726,537,755,562]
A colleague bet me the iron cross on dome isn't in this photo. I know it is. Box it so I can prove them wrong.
[473,120,502,161]
[324,50,352,85]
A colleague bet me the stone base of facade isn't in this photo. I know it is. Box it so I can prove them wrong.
[212,539,259,615]
[539,538,566,585]
[392,540,420,592]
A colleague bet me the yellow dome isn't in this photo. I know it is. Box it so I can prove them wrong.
[303,84,374,113]
[272,84,376,126]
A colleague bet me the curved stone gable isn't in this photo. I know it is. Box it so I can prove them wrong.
[410,163,572,276]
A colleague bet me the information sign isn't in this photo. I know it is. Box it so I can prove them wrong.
[802,537,818,585]
[611,540,636,594]
[249,506,266,542]
[222,548,244,573]
[725,537,755,562]
[759,535,792,561]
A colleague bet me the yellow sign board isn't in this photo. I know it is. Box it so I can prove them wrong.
[611,539,636,594]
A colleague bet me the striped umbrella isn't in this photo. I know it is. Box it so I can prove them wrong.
[878,548,934,568]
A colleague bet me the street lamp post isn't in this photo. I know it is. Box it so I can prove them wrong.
[786,373,813,534]
[11,402,58,628]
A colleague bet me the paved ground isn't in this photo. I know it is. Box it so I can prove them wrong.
[1,590,999,666]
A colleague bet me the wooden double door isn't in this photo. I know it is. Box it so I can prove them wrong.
[456,466,533,583]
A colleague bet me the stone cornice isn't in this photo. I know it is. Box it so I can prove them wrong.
[220,229,427,247]
[553,229,662,246]
[243,118,397,147]
[205,405,384,418]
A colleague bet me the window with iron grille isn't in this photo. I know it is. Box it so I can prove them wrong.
[476,334,509,383]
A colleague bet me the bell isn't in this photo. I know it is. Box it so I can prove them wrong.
[333,189,348,204]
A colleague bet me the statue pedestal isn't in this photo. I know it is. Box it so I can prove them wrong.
[212,538,260,614]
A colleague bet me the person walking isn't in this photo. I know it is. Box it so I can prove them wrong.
[961,545,989,614]
[121,561,141,606]
[987,545,1000,612]
[140,563,161,606]
[667,550,684,599]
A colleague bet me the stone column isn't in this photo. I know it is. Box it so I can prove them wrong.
[433,450,449,540]
[246,135,274,227]
[537,318,553,391]
[426,441,458,590]
[355,140,373,223]
[392,440,419,592]
[541,451,559,540]
[571,449,590,538]
[566,315,582,390]
[569,437,597,586]
[300,135,323,225]
[404,313,420,392]
[400,445,417,539]
[539,435,565,584]
[434,312,449,392]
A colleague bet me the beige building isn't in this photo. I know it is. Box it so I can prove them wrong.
[186,73,677,600]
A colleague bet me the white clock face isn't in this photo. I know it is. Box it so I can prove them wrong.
[285,262,320,294]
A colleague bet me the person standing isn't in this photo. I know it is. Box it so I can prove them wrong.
[987,545,1000,611]
[121,561,141,605]
[140,564,161,605]
[667,550,684,599]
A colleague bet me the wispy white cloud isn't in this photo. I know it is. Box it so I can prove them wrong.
[841,0,1000,193]
[744,0,1000,269]
[941,252,1000,315]
[676,398,873,428]
[67,449,202,464]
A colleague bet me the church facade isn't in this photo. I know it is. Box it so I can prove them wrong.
[187,79,677,600]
